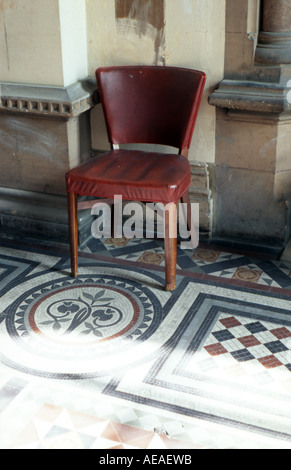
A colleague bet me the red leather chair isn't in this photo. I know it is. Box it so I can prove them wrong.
[66,66,206,291]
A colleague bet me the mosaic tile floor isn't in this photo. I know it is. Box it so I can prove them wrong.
[1,235,291,449]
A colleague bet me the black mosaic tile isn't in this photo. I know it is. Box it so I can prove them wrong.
[245,322,268,334]
[264,340,288,354]
[231,349,255,363]
[212,330,235,343]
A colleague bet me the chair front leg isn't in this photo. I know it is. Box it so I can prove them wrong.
[67,192,78,277]
[164,202,177,291]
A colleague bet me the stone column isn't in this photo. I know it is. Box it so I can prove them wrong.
[256,0,291,64]
[0,0,98,243]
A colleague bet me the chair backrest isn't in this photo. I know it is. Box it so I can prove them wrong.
[95,66,206,151]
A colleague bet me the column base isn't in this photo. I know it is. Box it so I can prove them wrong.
[0,187,93,245]
[255,31,291,65]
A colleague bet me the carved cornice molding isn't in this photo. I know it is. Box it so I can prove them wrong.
[0,78,99,119]
[209,79,291,119]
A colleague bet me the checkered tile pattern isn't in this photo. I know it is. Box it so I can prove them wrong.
[204,314,291,371]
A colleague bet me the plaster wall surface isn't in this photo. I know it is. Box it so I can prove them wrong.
[87,0,225,164]
[0,0,63,85]
[0,0,88,87]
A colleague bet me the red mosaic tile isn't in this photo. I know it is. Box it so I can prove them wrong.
[238,335,261,348]
[219,316,242,329]
[110,422,153,444]
[258,355,283,369]
[204,343,228,356]
[101,422,121,443]
[270,327,291,340]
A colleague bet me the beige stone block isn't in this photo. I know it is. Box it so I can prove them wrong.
[276,122,291,172]
[0,0,87,87]
[189,190,211,233]
[91,105,111,151]
[225,32,257,75]
[59,0,88,86]
[280,236,291,262]
[225,0,260,35]
[0,113,90,195]
[216,114,277,172]
[189,109,216,164]
[274,169,291,200]
[0,0,63,85]
[225,0,248,33]
[0,114,67,194]
[215,166,287,242]
[190,170,208,191]
[247,0,260,33]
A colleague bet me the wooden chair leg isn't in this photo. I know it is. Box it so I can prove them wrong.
[67,192,78,277]
[164,203,177,291]
[111,200,115,238]
[181,190,191,232]
[181,190,199,249]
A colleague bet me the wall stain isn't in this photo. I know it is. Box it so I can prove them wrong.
[0,0,15,13]
[0,1,16,71]
[115,0,165,65]
[2,11,10,70]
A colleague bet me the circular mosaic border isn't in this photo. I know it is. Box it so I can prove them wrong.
[0,272,163,379]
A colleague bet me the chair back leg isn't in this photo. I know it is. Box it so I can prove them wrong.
[67,192,78,277]
[164,203,177,291]
[181,190,192,232]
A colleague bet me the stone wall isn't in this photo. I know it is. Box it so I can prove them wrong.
[87,0,225,238]
[0,0,94,241]
[1,0,289,253]
[87,0,225,165]
[0,0,224,242]
[209,0,291,252]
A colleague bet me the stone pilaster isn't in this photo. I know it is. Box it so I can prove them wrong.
[0,0,96,243]
[209,0,291,252]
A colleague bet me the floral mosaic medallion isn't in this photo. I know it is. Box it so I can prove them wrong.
[0,270,163,379]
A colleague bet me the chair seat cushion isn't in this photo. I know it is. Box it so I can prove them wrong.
[66,149,191,204]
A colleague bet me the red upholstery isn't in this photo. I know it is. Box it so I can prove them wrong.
[66,66,206,203]
[66,149,191,204]
[96,66,206,149]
